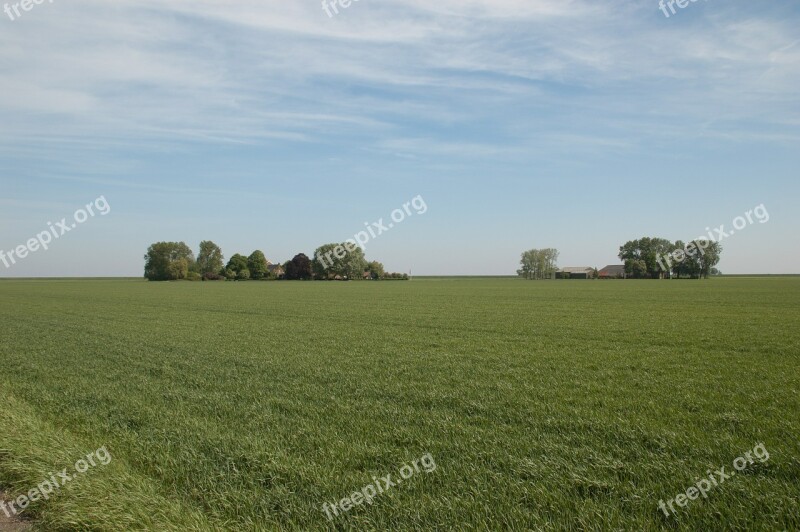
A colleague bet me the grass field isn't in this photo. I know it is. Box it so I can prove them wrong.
[0,278,798,530]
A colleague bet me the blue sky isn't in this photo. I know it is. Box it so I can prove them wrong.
[0,0,798,276]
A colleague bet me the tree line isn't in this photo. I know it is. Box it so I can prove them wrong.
[143,241,409,281]
[517,236,722,280]
[618,237,721,279]
[517,248,559,280]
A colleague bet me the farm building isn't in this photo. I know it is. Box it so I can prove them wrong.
[556,266,594,279]
[267,263,285,278]
[598,265,626,279]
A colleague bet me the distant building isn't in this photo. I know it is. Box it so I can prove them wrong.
[557,266,594,279]
[598,265,626,279]
[267,263,285,278]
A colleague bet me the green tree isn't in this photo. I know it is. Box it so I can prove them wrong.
[517,248,558,280]
[247,250,269,280]
[625,259,648,279]
[144,242,195,281]
[367,261,385,280]
[226,254,248,275]
[313,242,367,279]
[619,237,673,278]
[167,258,189,280]
[697,240,722,279]
[197,241,224,276]
[658,239,722,279]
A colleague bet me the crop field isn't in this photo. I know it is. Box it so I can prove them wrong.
[0,277,798,530]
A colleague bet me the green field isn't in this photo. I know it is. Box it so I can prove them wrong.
[1,278,798,530]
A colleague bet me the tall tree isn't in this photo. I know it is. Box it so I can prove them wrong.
[366,261,385,280]
[144,242,195,281]
[697,240,722,279]
[670,240,703,279]
[197,240,224,276]
[226,254,248,275]
[313,242,367,279]
[247,250,269,280]
[619,237,673,278]
[285,253,313,280]
[625,259,648,279]
[517,248,558,280]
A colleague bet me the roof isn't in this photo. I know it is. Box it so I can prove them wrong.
[559,266,594,274]
[267,264,284,271]
[599,265,626,274]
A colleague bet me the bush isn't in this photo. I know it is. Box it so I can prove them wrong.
[186,272,202,282]
[236,269,251,281]
[202,272,225,281]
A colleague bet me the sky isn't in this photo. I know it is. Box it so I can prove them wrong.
[0,0,798,276]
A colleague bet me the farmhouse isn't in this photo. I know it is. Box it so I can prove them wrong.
[598,265,626,279]
[267,263,285,278]
[557,266,594,279]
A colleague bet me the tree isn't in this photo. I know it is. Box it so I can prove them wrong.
[366,261,385,280]
[285,253,313,280]
[247,250,269,280]
[669,240,702,279]
[697,240,722,279]
[197,241,224,276]
[167,258,189,280]
[312,243,367,280]
[655,238,722,279]
[144,242,195,281]
[236,269,251,281]
[671,240,688,279]
[625,259,648,279]
[618,237,673,279]
[226,254,248,275]
[517,248,558,280]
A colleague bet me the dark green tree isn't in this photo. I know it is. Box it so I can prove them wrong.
[625,259,648,279]
[285,253,313,280]
[619,237,673,278]
[226,254,248,275]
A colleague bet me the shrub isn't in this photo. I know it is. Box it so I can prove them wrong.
[202,272,225,281]
[186,272,202,282]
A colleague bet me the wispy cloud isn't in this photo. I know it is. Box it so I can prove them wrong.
[1,0,797,161]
